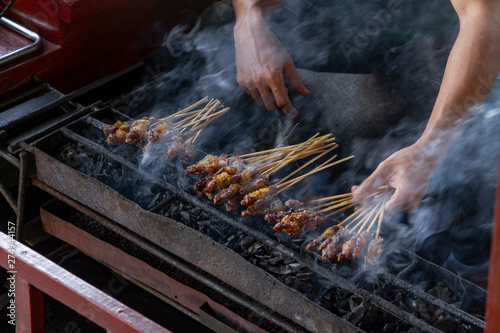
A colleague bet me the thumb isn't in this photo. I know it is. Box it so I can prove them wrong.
[283,59,310,96]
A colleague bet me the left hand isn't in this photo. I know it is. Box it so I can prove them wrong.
[352,143,437,216]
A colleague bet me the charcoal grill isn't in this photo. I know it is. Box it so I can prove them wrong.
[0,1,498,330]
[0,58,490,332]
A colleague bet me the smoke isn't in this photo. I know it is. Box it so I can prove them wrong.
[133,0,497,286]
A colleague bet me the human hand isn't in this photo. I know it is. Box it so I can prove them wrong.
[352,143,437,216]
[233,14,309,116]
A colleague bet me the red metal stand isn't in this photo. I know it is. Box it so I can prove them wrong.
[0,0,209,97]
[0,232,172,333]
[485,156,500,333]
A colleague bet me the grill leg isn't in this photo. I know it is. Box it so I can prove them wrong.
[16,279,44,333]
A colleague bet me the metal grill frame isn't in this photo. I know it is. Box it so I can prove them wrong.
[0,0,15,18]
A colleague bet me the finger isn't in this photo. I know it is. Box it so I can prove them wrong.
[237,75,264,107]
[260,89,278,111]
[248,86,264,107]
[270,75,298,117]
[283,58,310,96]
[353,164,390,200]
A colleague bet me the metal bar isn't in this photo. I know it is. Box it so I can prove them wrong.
[0,62,142,136]
[16,279,44,333]
[485,155,500,333]
[0,232,173,333]
[0,177,16,211]
[0,17,41,66]
[39,204,267,333]
[381,272,485,328]
[0,148,20,167]
[15,151,28,241]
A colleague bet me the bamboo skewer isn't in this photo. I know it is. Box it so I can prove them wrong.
[275,155,354,195]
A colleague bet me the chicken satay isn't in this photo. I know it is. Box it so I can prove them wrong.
[285,199,304,210]
[269,199,285,213]
[352,231,372,259]
[224,197,241,212]
[337,232,359,262]
[104,121,130,144]
[273,211,308,236]
[125,118,151,145]
[213,183,240,205]
[306,225,342,251]
[241,186,276,207]
[273,209,325,236]
[241,197,271,217]
[147,120,174,142]
[264,209,288,224]
[364,237,384,268]
[321,227,348,261]
[194,178,209,192]
[239,176,270,195]
[185,155,229,175]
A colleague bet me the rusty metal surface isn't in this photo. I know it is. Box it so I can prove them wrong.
[0,177,16,211]
[485,156,500,333]
[0,231,172,333]
[32,180,305,333]
[33,144,359,333]
[40,201,268,333]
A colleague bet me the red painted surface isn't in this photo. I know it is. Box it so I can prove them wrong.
[0,232,172,333]
[485,157,500,333]
[1,0,210,96]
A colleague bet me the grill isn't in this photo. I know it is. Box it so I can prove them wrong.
[1,61,488,332]
[1,2,498,332]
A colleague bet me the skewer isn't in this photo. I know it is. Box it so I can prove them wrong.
[312,196,352,210]
[352,200,384,234]
[263,133,320,175]
[375,195,388,238]
[309,193,352,203]
[275,155,354,194]
[272,144,338,183]
[315,198,356,214]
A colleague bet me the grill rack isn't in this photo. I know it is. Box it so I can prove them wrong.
[26,102,487,333]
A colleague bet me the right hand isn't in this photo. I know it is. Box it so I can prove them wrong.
[233,13,309,116]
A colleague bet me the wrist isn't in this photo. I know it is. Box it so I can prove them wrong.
[232,0,279,22]
[412,133,453,169]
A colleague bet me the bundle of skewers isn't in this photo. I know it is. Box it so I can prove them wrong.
[185,133,354,217]
[103,97,229,163]
[303,186,392,268]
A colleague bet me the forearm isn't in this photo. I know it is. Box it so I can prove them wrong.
[232,0,281,22]
[416,3,500,161]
